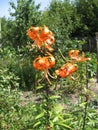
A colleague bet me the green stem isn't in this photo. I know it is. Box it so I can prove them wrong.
[82,62,89,130]
[58,48,67,61]
[45,84,50,130]
[82,100,88,130]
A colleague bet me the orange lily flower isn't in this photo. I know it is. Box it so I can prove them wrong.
[33,53,55,84]
[44,43,54,52]
[27,25,55,51]
[33,53,55,70]
[68,50,79,60]
[76,52,91,62]
[40,25,55,44]
[27,26,42,41]
[55,63,78,78]
[68,50,91,62]
[33,57,49,70]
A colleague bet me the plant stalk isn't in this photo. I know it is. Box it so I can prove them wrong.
[45,84,50,130]
[82,62,89,130]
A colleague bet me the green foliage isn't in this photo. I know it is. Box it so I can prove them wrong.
[41,0,78,34]
[0,88,21,130]
[0,46,20,89]
[0,60,21,129]
[1,0,42,48]
[86,52,97,77]
[1,17,15,46]
[40,0,85,55]
[1,87,98,130]
[0,68,19,89]
[17,54,37,90]
[10,0,41,46]
[0,45,37,90]
[73,0,98,36]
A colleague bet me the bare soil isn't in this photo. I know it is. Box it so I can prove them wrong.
[20,78,98,108]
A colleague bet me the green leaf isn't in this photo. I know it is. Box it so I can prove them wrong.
[33,121,41,128]
[36,85,44,90]
[53,104,63,114]
[49,95,61,100]
[56,122,72,130]
[53,116,59,122]
[35,112,44,120]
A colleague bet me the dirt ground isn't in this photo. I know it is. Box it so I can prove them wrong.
[20,78,98,108]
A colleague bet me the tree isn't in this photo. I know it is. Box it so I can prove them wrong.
[0,17,14,46]
[72,0,98,37]
[2,0,42,48]
[41,0,80,53]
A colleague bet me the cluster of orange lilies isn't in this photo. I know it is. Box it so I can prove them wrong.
[27,26,55,72]
[55,50,91,78]
[27,25,91,82]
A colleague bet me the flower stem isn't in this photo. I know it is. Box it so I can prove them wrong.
[45,84,50,130]
[82,62,89,130]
